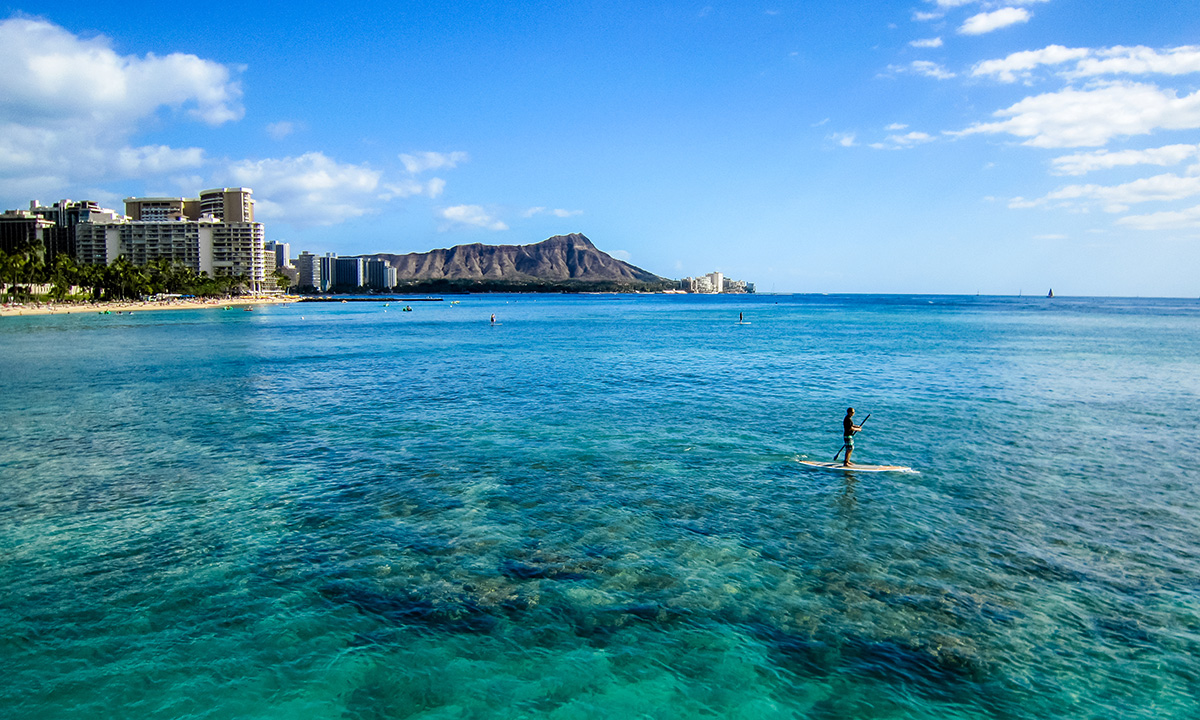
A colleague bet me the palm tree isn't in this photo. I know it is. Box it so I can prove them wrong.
[0,251,13,299]
[49,255,78,300]
[272,268,292,293]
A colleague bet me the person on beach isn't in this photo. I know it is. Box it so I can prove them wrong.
[842,407,862,467]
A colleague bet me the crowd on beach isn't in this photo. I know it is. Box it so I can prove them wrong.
[0,296,296,317]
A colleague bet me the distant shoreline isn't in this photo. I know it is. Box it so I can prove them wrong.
[0,296,298,318]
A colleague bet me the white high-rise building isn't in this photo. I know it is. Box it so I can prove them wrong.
[266,241,291,268]
[77,187,270,292]
[707,271,724,294]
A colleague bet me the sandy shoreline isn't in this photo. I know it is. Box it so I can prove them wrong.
[0,296,298,317]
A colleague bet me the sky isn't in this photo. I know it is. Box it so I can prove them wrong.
[1,1,1199,296]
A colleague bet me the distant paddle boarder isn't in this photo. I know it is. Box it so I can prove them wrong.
[839,407,864,467]
[490,313,496,325]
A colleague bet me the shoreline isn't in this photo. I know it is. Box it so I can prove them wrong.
[0,296,298,317]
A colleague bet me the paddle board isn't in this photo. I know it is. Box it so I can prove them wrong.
[798,460,915,473]
[736,321,752,325]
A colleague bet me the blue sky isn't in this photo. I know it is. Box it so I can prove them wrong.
[2,1,1199,295]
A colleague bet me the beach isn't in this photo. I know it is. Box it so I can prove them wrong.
[0,295,297,317]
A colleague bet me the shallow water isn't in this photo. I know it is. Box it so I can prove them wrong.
[2,294,1199,719]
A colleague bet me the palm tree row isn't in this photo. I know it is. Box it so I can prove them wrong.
[1,245,251,302]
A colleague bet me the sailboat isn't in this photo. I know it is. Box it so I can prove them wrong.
[1047,288,1054,298]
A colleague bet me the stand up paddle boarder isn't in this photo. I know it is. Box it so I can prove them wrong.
[839,408,865,467]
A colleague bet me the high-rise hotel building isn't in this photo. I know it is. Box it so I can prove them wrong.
[76,188,270,292]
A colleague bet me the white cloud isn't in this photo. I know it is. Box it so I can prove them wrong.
[610,250,632,261]
[890,131,936,146]
[227,152,382,226]
[524,207,583,218]
[910,60,956,79]
[0,17,242,198]
[400,151,469,174]
[1071,45,1200,78]
[871,131,935,150]
[954,81,1200,148]
[913,11,943,22]
[828,132,856,147]
[0,17,242,127]
[1050,144,1200,175]
[266,121,295,140]
[1016,173,1200,213]
[959,8,1031,36]
[910,37,944,48]
[974,45,1200,83]
[972,45,1090,83]
[438,205,508,231]
[382,177,446,200]
[1050,173,1200,212]
[886,123,909,130]
[114,145,206,175]
[1117,204,1200,230]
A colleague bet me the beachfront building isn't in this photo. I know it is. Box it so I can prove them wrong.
[334,257,364,289]
[266,241,291,269]
[1,199,109,262]
[678,271,754,294]
[681,275,717,293]
[1,208,56,257]
[296,252,321,291]
[319,254,338,292]
[75,188,271,292]
[364,259,396,290]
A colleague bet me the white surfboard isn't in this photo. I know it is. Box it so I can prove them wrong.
[798,460,915,473]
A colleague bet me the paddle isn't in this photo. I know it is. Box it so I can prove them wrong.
[833,413,870,461]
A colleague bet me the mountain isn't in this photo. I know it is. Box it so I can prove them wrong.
[364,234,666,284]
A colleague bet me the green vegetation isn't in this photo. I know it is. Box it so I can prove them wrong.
[0,244,255,302]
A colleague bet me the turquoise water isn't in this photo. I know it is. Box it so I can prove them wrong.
[2,294,1199,719]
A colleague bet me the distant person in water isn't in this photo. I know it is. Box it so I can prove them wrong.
[490,313,496,324]
[739,312,743,323]
[842,407,862,467]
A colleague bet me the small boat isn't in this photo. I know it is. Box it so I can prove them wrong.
[1047,289,1054,298]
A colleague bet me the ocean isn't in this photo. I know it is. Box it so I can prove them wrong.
[2,294,1198,719]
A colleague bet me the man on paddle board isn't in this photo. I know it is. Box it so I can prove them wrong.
[842,407,863,467]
